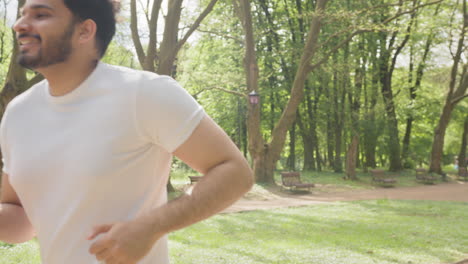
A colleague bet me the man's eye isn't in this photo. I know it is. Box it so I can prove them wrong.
[36,13,49,19]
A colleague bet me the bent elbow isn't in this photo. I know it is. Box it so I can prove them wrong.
[238,161,254,193]
[245,167,255,190]
[2,226,35,244]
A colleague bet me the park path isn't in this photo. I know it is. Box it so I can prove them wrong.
[224,181,468,213]
[223,181,468,264]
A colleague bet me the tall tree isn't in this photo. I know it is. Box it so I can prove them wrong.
[236,0,328,183]
[345,37,365,179]
[401,4,440,166]
[429,0,468,174]
[130,0,218,75]
[377,0,419,172]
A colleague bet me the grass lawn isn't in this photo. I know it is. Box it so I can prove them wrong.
[1,200,467,264]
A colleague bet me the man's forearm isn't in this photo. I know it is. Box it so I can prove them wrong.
[141,158,253,240]
[0,203,35,243]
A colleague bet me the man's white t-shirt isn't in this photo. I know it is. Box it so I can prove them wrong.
[0,62,205,264]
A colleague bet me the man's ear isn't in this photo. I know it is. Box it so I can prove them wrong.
[77,19,97,44]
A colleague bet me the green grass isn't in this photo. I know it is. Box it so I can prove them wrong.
[2,200,466,264]
[0,239,40,264]
[170,200,468,264]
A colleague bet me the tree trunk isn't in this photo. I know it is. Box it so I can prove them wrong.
[345,135,359,180]
[332,60,345,173]
[429,1,467,174]
[297,111,316,171]
[157,0,183,75]
[314,138,322,171]
[234,0,266,182]
[401,117,413,165]
[345,38,363,179]
[430,104,455,174]
[326,113,334,168]
[286,122,296,171]
[378,0,418,172]
[458,115,468,170]
[379,34,402,171]
[302,134,315,171]
[364,35,379,169]
[252,147,276,184]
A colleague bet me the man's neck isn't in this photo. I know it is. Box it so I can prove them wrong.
[38,59,99,97]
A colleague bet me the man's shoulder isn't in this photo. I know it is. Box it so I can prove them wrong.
[5,80,46,113]
[103,63,159,81]
[102,63,174,86]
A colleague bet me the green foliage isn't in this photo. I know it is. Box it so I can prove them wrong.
[176,1,246,145]
[101,42,136,68]
[0,19,13,87]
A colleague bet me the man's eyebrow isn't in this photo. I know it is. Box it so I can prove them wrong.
[20,4,54,14]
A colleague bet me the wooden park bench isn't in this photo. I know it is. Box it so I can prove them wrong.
[188,175,203,184]
[415,168,436,184]
[280,172,315,192]
[459,167,468,181]
[370,169,397,187]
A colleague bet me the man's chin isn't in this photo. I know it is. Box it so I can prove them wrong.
[17,55,41,70]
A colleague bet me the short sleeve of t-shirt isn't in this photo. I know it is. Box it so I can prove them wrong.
[0,106,10,174]
[135,75,205,153]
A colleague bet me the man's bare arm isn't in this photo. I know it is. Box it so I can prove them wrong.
[88,116,254,262]
[0,173,35,243]
[148,116,254,233]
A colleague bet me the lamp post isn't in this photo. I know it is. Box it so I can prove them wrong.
[248,90,260,105]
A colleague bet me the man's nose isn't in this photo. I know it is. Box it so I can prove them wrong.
[13,17,31,33]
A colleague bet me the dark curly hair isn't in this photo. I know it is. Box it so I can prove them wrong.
[63,0,119,58]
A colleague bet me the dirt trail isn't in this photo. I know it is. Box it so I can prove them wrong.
[224,181,468,213]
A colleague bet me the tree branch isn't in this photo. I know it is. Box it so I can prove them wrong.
[310,29,372,71]
[382,0,443,24]
[197,29,243,44]
[27,73,44,87]
[137,0,150,25]
[390,0,417,72]
[130,0,146,67]
[309,0,441,72]
[317,25,356,49]
[176,0,219,53]
[145,0,163,70]
[451,93,468,105]
[355,0,413,17]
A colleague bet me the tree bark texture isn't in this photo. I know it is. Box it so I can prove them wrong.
[345,135,359,180]
[458,116,468,170]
